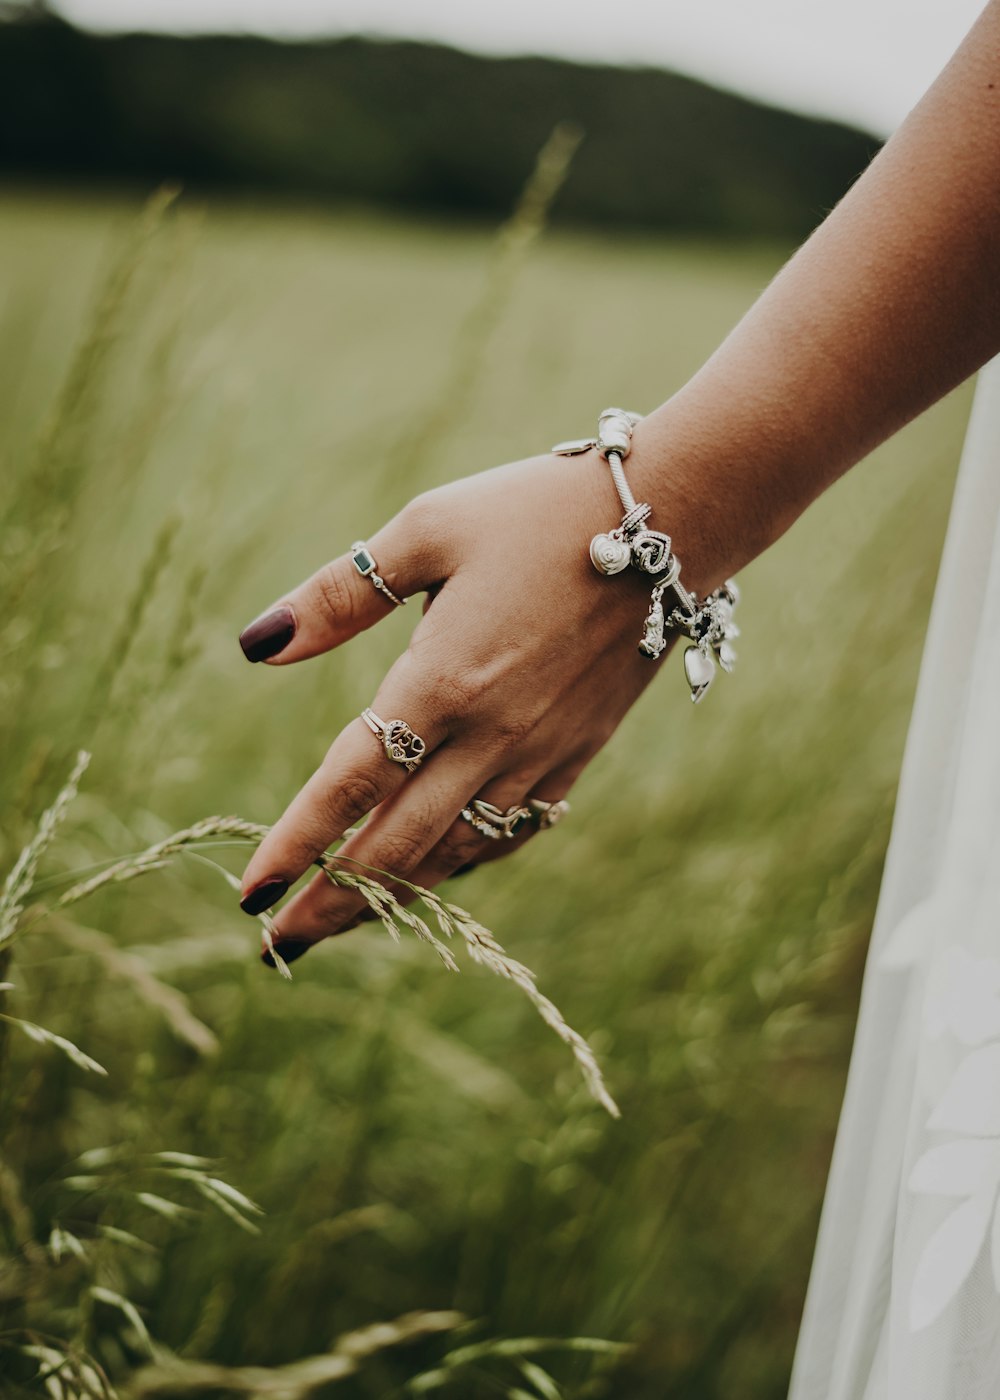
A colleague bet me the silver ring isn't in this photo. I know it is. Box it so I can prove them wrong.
[361,708,426,772]
[460,797,570,840]
[527,798,570,830]
[351,541,405,608]
[461,800,533,841]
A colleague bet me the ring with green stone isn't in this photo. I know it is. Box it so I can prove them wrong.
[351,540,406,608]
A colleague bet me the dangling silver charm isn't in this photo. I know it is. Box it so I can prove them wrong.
[590,531,632,575]
[553,406,745,703]
[683,645,716,703]
[630,529,672,575]
[638,590,667,659]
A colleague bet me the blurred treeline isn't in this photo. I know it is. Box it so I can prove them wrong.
[0,7,879,238]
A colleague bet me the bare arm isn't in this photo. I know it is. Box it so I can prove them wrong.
[634,0,1000,585]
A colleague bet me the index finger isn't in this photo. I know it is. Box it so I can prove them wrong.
[238,495,450,666]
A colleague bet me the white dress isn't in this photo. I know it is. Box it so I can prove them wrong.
[789,355,1000,1400]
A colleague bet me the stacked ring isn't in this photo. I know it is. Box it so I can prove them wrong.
[461,800,532,841]
[461,797,570,840]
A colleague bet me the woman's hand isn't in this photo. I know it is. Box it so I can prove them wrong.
[238,443,695,965]
[237,0,1000,967]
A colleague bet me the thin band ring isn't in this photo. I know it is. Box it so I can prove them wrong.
[361,707,426,772]
[351,541,405,608]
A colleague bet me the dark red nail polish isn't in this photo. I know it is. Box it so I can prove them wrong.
[262,939,311,969]
[240,877,289,916]
[239,605,296,663]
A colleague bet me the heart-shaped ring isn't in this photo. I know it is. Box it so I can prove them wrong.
[361,709,427,772]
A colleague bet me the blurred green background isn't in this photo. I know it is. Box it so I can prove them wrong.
[0,11,975,1400]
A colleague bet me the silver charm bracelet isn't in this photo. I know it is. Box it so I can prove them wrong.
[552,407,741,704]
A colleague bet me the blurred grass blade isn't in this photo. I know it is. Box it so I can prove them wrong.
[90,1286,153,1355]
[0,1012,107,1076]
[49,916,219,1057]
[394,121,583,475]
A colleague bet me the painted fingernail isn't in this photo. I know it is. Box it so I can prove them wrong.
[239,605,296,663]
[261,939,312,969]
[239,877,289,916]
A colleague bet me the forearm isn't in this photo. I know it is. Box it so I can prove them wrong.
[632,0,1000,582]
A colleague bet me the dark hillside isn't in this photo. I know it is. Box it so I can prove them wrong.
[0,13,879,236]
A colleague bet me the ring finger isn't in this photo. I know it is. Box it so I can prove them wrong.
[412,757,581,888]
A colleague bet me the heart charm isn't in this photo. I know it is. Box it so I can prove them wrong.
[683,646,716,703]
[630,529,672,575]
[590,532,632,576]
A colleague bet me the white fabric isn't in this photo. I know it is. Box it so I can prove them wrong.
[790,355,1000,1400]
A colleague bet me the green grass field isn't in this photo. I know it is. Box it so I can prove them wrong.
[0,185,974,1398]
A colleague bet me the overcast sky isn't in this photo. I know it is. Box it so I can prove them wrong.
[52,0,989,136]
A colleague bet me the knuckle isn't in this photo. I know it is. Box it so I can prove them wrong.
[315,561,357,626]
[491,709,535,750]
[374,827,428,875]
[288,815,338,868]
[420,663,487,724]
[401,489,445,539]
[327,769,384,825]
[436,825,483,870]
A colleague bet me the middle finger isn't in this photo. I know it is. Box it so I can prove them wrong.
[264,765,545,961]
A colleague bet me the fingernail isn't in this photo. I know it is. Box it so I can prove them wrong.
[261,939,312,969]
[239,605,296,663]
[240,877,289,916]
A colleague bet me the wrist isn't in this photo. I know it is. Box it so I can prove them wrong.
[625,397,782,591]
[552,408,743,702]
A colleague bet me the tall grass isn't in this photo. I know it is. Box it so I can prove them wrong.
[0,166,973,1399]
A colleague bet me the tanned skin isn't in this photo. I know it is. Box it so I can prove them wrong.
[237,2,1000,959]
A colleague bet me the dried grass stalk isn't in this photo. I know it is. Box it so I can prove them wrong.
[0,750,91,948]
[53,817,268,910]
[23,811,618,1116]
[321,856,620,1118]
[129,1311,464,1397]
